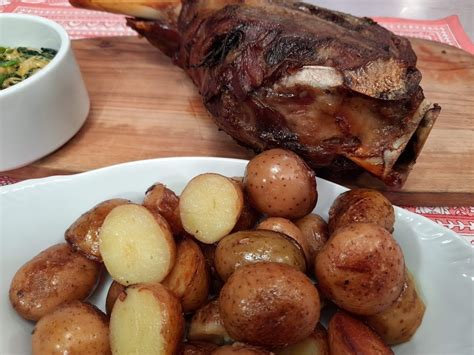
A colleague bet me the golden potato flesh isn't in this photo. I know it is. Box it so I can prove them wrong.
[9,243,101,321]
[215,230,306,281]
[328,312,393,355]
[219,262,320,348]
[243,149,317,219]
[143,182,183,235]
[162,237,210,313]
[365,270,426,345]
[180,173,244,244]
[105,281,125,316]
[276,323,329,355]
[212,343,272,354]
[32,301,110,355]
[65,198,130,262]
[99,204,176,285]
[315,223,405,315]
[110,283,184,355]
[188,299,232,345]
[328,189,395,234]
[294,214,329,266]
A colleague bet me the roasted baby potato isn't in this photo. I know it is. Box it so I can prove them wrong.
[110,283,184,355]
[219,262,320,348]
[215,230,306,281]
[65,198,130,262]
[315,223,405,315]
[243,149,317,219]
[9,243,101,321]
[188,299,232,345]
[256,217,312,265]
[212,343,272,355]
[143,182,183,235]
[294,214,329,267]
[231,177,261,232]
[276,323,329,355]
[328,188,395,234]
[179,341,219,355]
[162,237,210,313]
[32,301,110,355]
[328,312,393,355]
[99,204,176,285]
[198,241,224,294]
[365,270,426,345]
[180,173,244,244]
[105,281,125,315]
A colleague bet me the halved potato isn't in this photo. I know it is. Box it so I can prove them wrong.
[364,270,426,345]
[180,173,244,244]
[143,182,183,235]
[162,238,210,312]
[105,281,125,315]
[99,204,176,285]
[328,312,393,355]
[276,323,328,355]
[65,198,130,262]
[188,299,232,345]
[110,283,184,355]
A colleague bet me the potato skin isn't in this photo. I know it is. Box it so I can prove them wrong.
[294,214,329,266]
[188,299,232,345]
[162,237,210,312]
[231,177,261,232]
[143,183,183,235]
[244,149,317,219]
[315,223,405,315]
[219,262,320,348]
[9,243,101,321]
[212,343,272,355]
[179,341,219,355]
[328,312,393,355]
[32,301,110,355]
[276,323,329,355]
[65,198,130,262]
[105,281,125,316]
[364,270,426,345]
[328,189,394,234]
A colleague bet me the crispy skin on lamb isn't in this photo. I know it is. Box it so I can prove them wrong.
[71,0,440,187]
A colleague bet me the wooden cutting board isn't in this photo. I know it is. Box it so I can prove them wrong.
[6,36,474,205]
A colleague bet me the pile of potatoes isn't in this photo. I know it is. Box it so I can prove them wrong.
[9,148,426,354]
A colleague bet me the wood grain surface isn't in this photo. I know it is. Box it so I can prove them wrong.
[5,36,474,205]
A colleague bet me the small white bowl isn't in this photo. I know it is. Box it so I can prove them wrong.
[0,14,89,171]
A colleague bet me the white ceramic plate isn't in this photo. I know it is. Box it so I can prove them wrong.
[1,157,473,354]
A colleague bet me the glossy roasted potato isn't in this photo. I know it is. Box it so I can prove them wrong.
[143,182,183,235]
[180,173,244,244]
[32,301,110,355]
[243,149,317,219]
[110,283,184,355]
[188,299,232,345]
[328,188,395,234]
[105,281,125,315]
[315,223,405,315]
[162,237,210,313]
[276,323,329,355]
[219,262,320,348]
[256,217,312,265]
[328,312,393,355]
[179,341,219,355]
[365,270,426,345]
[212,343,272,354]
[9,243,101,321]
[215,230,306,281]
[198,241,224,294]
[294,214,329,267]
[65,198,130,262]
[231,177,261,232]
[99,204,176,285]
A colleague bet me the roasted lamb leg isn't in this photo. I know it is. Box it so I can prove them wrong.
[71,0,440,187]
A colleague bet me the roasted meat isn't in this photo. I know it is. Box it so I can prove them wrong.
[71,0,440,187]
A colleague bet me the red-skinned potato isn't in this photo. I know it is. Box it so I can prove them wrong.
[294,214,329,267]
[328,312,393,355]
[65,198,130,262]
[276,323,329,355]
[162,237,210,313]
[315,223,405,315]
[32,301,110,355]
[244,149,317,219]
[219,262,320,348]
[212,343,272,355]
[328,189,395,234]
[110,283,184,355]
[9,243,101,321]
[143,183,183,235]
[105,281,125,316]
[179,341,219,355]
[188,299,232,345]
